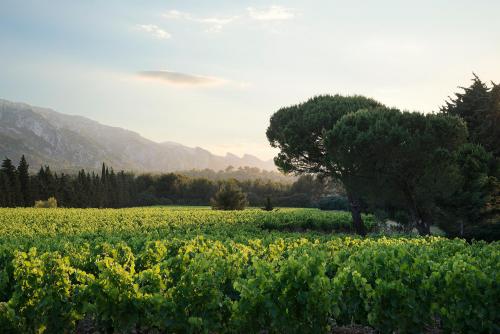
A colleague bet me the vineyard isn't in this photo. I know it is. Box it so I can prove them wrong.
[0,207,498,333]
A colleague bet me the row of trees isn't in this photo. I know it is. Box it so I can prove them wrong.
[267,75,499,238]
[0,159,328,209]
[0,159,137,208]
[179,166,294,183]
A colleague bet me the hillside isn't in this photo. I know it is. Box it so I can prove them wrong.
[0,98,276,172]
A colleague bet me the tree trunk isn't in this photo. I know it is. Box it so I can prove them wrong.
[347,193,367,236]
[415,219,431,236]
[403,185,431,236]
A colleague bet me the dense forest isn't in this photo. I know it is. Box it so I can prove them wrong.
[0,158,328,209]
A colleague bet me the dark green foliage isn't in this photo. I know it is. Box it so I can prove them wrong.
[440,75,500,237]
[34,166,56,201]
[0,158,22,207]
[325,108,468,235]
[483,176,500,224]
[260,210,378,233]
[441,74,500,158]
[262,196,273,211]
[211,180,248,210]
[272,192,312,207]
[437,144,495,237]
[17,155,31,206]
[290,174,326,203]
[0,157,330,209]
[266,94,383,176]
[0,169,8,207]
[267,94,384,235]
[490,83,500,157]
[318,195,349,211]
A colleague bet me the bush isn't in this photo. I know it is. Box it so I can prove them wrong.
[318,195,349,211]
[274,193,312,207]
[34,197,57,208]
[262,196,273,211]
[462,222,500,242]
[211,181,248,210]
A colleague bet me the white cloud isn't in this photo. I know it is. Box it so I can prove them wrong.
[162,10,189,20]
[137,70,225,86]
[246,6,296,21]
[136,70,251,89]
[161,6,296,33]
[196,16,239,32]
[136,24,171,39]
[162,10,237,32]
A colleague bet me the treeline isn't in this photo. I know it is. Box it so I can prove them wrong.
[177,166,295,183]
[0,159,327,208]
[267,74,499,239]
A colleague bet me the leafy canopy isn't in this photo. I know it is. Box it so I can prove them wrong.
[266,94,384,177]
[325,107,468,234]
[211,180,248,210]
[441,74,500,158]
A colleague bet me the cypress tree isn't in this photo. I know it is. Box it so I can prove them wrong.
[108,168,118,207]
[0,170,7,206]
[83,172,91,207]
[57,173,73,207]
[1,157,22,207]
[37,166,56,200]
[101,163,106,183]
[35,166,46,200]
[45,166,56,198]
[75,170,87,207]
[17,155,31,206]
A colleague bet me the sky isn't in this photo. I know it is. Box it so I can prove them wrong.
[1,0,499,160]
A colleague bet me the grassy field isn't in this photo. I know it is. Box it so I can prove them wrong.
[0,207,498,333]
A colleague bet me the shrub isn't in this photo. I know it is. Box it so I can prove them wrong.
[211,181,248,210]
[34,197,57,208]
[262,196,274,211]
[462,221,500,242]
[318,195,349,211]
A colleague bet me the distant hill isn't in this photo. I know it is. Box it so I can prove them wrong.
[0,98,276,172]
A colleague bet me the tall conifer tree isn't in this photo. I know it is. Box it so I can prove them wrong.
[441,74,500,158]
[17,155,31,206]
[1,158,22,207]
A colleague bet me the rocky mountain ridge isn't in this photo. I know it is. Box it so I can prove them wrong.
[0,98,276,172]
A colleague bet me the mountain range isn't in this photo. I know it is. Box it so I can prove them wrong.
[0,98,276,172]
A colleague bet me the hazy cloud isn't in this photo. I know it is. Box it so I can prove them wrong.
[162,10,186,19]
[162,6,297,33]
[246,6,296,21]
[136,24,171,39]
[162,10,238,32]
[137,70,224,86]
[196,16,239,32]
